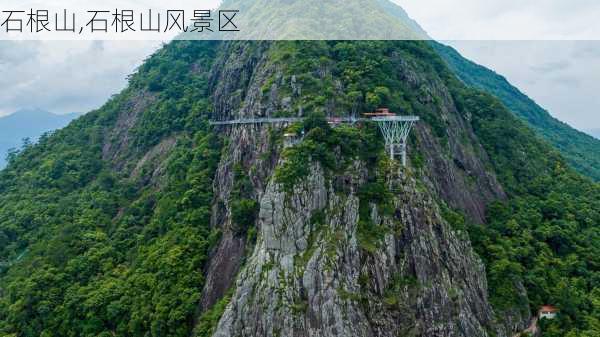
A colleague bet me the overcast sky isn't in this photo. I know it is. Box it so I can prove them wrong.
[0,40,162,116]
[442,41,600,131]
[398,0,600,40]
[1,1,599,131]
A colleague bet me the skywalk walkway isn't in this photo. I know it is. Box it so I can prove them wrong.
[209,116,420,165]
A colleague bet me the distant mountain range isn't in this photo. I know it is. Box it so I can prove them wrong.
[0,109,81,168]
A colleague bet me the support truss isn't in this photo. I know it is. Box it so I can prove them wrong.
[373,116,419,166]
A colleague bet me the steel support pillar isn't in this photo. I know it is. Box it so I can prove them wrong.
[375,118,418,166]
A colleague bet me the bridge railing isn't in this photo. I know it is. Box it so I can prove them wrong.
[209,116,419,125]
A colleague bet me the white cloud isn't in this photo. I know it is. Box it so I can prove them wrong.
[397,0,600,40]
[0,40,161,116]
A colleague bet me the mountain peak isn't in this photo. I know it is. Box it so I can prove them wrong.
[183,0,429,40]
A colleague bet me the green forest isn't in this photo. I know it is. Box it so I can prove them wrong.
[0,42,225,336]
[459,91,600,337]
[0,40,598,337]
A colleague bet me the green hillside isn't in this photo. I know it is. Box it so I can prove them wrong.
[0,40,597,337]
[433,42,600,181]
[205,0,427,39]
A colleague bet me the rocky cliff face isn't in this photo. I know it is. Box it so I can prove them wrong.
[191,41,524,337]
[212,162,502,337]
